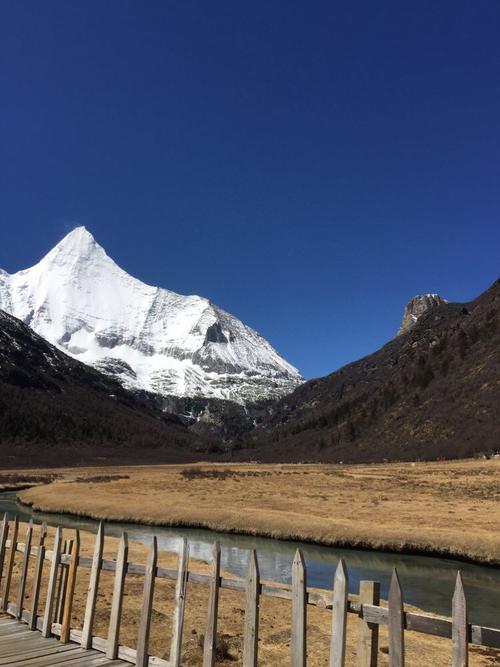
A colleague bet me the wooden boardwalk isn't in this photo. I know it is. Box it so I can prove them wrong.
[0,616,127,666]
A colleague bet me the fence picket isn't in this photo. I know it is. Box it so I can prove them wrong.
[30,522,47,630]
[136,536,158,667]
[203,541,221,667]
[243,549,260,667]
[330,558,348,667]
[16,520,33,618]
[291,548,307,667]
[81,522,104,649]
[61,530,80,643]
[1,515,18,612]
[0,514,9,592]
[357,580,380,667]
[106,532,129,659]
[56,538,73,623]
[452,571,468,667]
[388,568,404,667]
[170,537,189,667]
[42,525,63,637]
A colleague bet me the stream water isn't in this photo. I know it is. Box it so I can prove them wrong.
[1,491,498,627]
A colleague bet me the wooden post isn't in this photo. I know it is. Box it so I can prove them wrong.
[30,522,47,630]
[42,525,63,637]
[388,568,404,667]
[16,520,33,618]
[61,531,80,643]
[81,522,104,649]
[56,538,73,623]
[203,541,221,667]
[330,558,348,667]
[243,549,260,667]
[0,513,9,591]
[136,536,158,667]
[452,571,468,667]
[357,580,380,667]
[291,548,307,667]
[2,515,18,611]
[170,538,189,667]
[106,532,129,659]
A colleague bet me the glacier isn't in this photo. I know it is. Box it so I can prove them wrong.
[0,227,303,403]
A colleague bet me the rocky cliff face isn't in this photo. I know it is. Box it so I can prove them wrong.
[0,227,303,404]
[397,294,448,335]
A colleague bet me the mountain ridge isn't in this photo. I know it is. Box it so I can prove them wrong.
[0,227,302,404]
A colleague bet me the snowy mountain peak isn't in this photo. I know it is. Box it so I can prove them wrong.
[0,228,303,403]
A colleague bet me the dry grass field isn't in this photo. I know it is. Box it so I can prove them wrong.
[16,458,500,565]
[3,522,499,667]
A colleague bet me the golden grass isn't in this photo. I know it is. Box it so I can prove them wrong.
[16,458,500,565]
[4,522,499,667]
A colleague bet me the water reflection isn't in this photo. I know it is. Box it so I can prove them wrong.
[2,492,499,627]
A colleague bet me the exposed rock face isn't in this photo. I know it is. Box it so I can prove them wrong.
[0,227,303,404]
[397,294,448,335]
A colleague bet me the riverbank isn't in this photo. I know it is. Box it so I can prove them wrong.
[15,458,500,566]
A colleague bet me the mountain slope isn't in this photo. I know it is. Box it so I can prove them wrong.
[0,227,302,404]
[0,309,204,466]
[239,280,500,463]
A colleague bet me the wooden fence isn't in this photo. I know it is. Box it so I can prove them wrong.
[0,513,498,666]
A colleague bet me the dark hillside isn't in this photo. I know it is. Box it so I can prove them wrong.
[237,280,500,463]
[0,310,204,466]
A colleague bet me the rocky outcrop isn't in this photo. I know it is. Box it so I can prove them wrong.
[397,294,447,335]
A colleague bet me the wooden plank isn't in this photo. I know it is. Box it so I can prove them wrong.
[242,549,260,667]
[1,516,18,611]
[42,525,63,637]
[106,532,128,659]
[357,581,380,667]
[16,520,33,619]
[0,514,9,592]
[30,522,48,630]
[388,568,404,667]
[452,571,468,667]
[202,541,221,667]
[169,538,189,667]
[330,558,348,667]
[56,538,73,624]
[136,536,158,667]
[81,522,104,649]
[0,643,80,665]
[61,530,80,643]
[291,548,307,667]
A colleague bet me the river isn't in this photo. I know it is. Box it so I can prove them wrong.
[1,491,498,627]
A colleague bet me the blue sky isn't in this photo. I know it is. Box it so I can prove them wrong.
[1,1,499,379]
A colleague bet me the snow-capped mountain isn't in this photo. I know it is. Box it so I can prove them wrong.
[0,227,302,403]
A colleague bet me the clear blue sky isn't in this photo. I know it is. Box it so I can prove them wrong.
[1,1,499,379]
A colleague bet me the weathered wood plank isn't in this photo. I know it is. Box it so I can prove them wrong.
[357,581,380,667]
[2,516,18,611]
[136,536,158,667]
[0,514,9,592]
[16,519,33,619]
[291,548,307,667]
[61,530,80,643]
[452,571,468,667]
[56,538,73,624]
[42,525,63,637]
[388,568,404,667]
[81,522,104,649]
[169,538,189,667]
[30,522,48,630]
[106,532,128,659]
[203,541,221,667]
[243,549,260,667]
[330,558,348,667]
